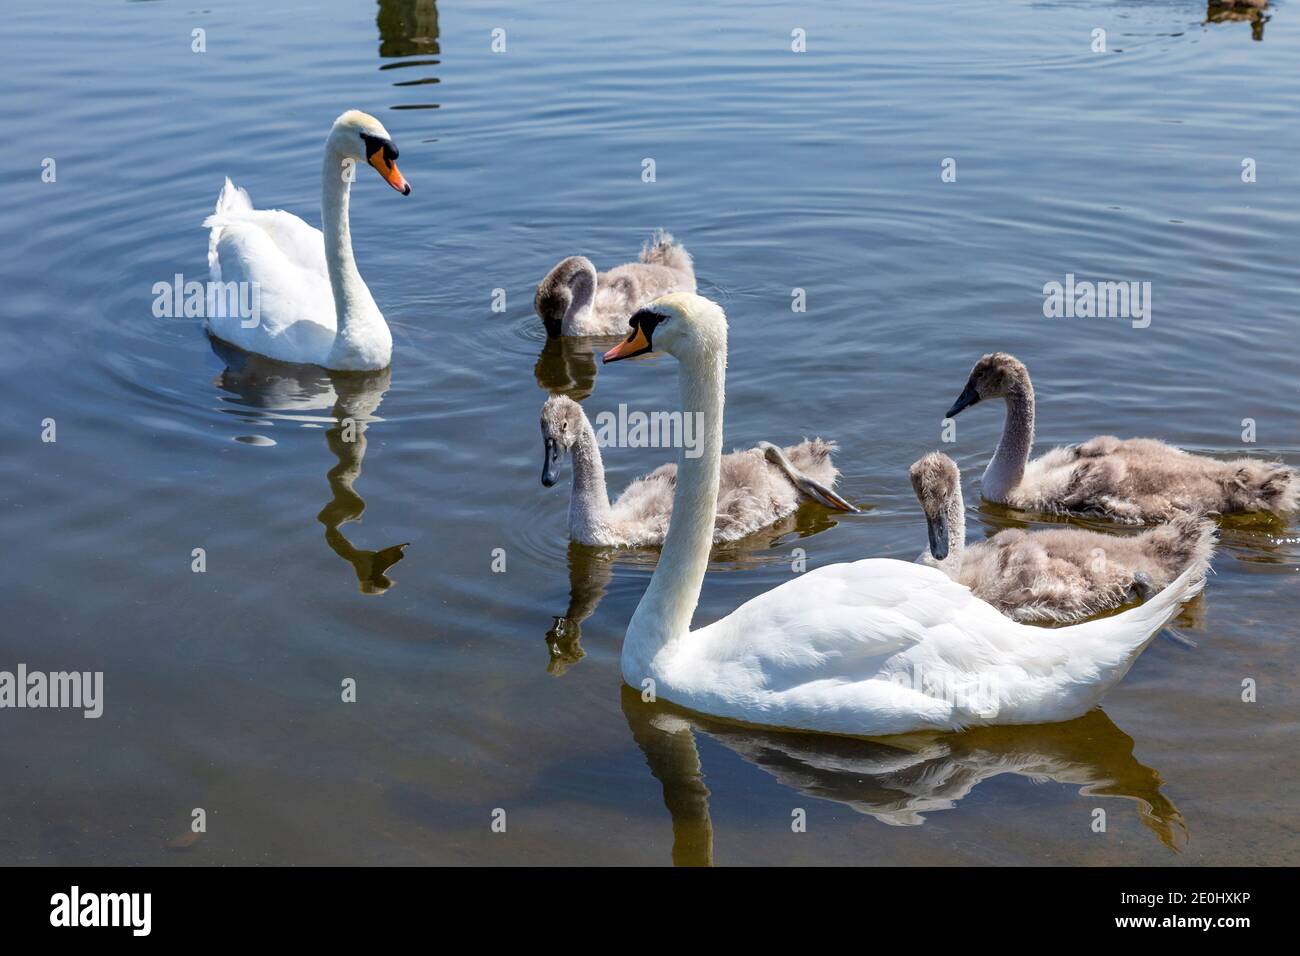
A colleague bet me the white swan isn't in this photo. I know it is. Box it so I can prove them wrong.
[204,110,410,370]
[601,293,1207,737]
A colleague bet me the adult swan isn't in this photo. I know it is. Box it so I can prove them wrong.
[204,111,411,370]
[601,293,1207,737]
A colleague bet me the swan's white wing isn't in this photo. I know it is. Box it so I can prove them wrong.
[207,225,337,362]
[230,207,328,278]
[693,560,954,670]
[658,559,1055,736]
[205,178,327,279]
[652,553,1202,737]
[204,179,336,364]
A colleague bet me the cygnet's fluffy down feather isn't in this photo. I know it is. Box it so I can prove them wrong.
[910,450,1217,625]
[534,232,697,337]
[609,439,841,546]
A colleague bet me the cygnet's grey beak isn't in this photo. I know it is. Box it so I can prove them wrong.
[926,511,950,561]
[541,435,562,487]
[945,381,980,420]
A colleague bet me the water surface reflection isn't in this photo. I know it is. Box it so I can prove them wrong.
[622,687,1187,866]
[377,0,442,110]
[1205,0,1270,41]
[534,334,605,401]
[211,341,407,594]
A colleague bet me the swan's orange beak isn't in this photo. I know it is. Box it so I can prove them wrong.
[602,323,651,363]
[368,152,411,195]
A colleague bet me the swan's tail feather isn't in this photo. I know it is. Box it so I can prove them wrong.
[639,230,694,278]
[203,178,253,281]
[203,177,253,229]
[1056,559,1209,701]
[984,560,1208,726]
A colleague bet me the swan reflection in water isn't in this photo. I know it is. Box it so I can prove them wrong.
[545,542,612,676]
[375,0,443,110]
[1205,0,1270,41]
[622,686,1187,866]
[210,340,408,594]
[533,332,604,400]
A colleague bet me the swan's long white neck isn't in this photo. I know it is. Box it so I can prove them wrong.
[321,148,368,326]
[320,145,389,368]
[982,381,1035,502]
[568,416,613,540]
[622,345,726,683]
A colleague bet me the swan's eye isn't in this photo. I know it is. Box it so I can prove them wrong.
[628,309,668,333]
[360,132,398,164]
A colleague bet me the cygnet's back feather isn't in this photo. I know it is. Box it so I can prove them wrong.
[961,513,1216,625]
[617,438,840,546]
[945,353,1299,523]
[535,232,697,337]
[911,451,1217,625]
[1022,435,1300,523]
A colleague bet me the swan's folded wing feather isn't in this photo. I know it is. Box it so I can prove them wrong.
[205,180,327,279]
[208,224,337,357]
[236,208,329,277]
[691,560,984,680]
[657,559,1050,734]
